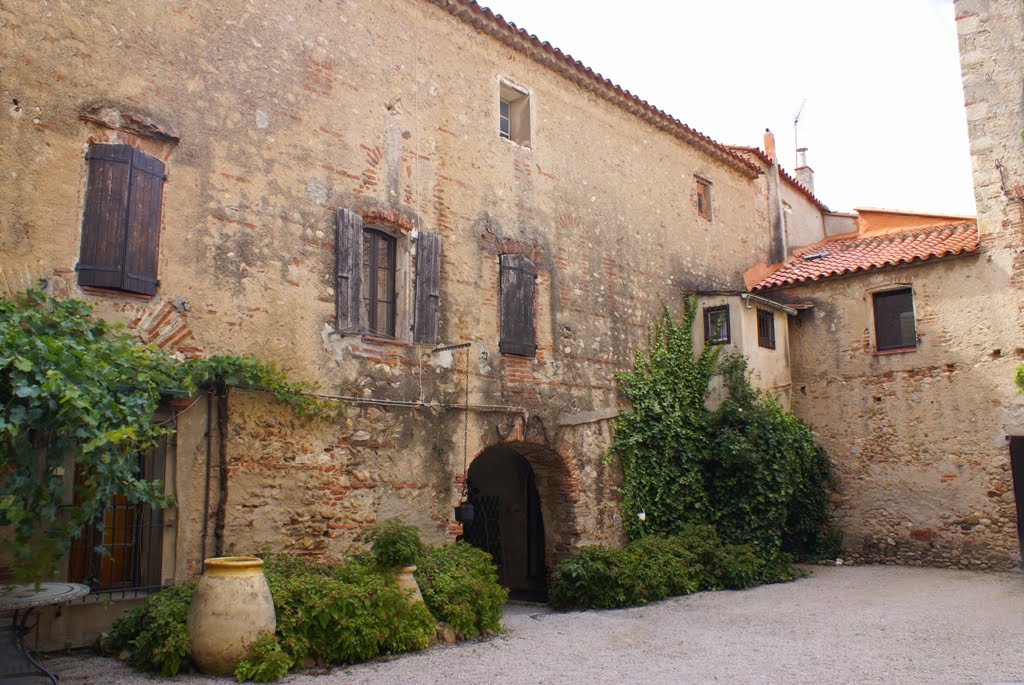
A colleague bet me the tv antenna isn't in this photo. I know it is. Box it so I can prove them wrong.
[793,99,807,169]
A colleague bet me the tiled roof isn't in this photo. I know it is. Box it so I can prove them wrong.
[428,0,762,179]
[751,221,979,291]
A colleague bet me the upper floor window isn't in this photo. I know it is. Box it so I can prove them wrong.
[696,177,712,220]
[873,288,916,351]
[704,305,730,345]
[77,144,166,296]
[757,308,776,349]
[499,254,537,356]
[499,82,531,147]
[362,228,397,337]
[335,209,442,344]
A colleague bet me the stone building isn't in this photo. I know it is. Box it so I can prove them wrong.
[0,0,790,646]
[2,0,1021,649]
[747,210,1021,569]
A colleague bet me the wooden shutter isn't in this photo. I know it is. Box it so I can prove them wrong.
[78,144,134,291]
[413,232,441,344]
[121,149,165,296]
[499,254,537,356]
[336,208,364,333]
[78,144,165,295]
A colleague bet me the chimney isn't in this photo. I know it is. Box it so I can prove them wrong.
[795,147,814,194]
[763,128,776,164]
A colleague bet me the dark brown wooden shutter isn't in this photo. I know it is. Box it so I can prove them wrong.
[413,232,441,344]
[121,149,165,296]
[499,254,537,356]
[78,144,134,291]
[336,208,364,333]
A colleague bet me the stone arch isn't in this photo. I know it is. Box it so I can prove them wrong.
[461,431,580,596]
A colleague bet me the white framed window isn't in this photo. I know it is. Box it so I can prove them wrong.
[499,81,531,147]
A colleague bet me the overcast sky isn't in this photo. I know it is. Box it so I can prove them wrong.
[480,0,976,216]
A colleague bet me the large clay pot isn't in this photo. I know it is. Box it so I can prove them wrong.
[396,565,425,603]
[186,556,276,676]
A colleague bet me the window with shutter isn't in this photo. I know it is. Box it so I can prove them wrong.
[77,144,165,296]
[499,254,537,357]
[873,288,916,351]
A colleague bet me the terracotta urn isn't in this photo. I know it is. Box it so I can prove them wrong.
[186,556,276,676]
[396,565,425,604]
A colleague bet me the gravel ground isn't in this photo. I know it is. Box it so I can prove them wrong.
[44,565,1024,685]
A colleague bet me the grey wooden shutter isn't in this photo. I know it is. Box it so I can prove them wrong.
[413,232,441,344]
[336,208,364,333]
[121,148,165,296]
[499,254,537,356]
[77,144,134,291]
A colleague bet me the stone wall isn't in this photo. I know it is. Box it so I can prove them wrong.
[0,0,770,586]
[779,257,1021,570]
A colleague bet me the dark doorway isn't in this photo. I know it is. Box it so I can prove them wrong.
[463,446,547,600]
[1009,437,1024,563]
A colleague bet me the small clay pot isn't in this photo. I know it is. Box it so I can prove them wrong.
[186,556,276,676]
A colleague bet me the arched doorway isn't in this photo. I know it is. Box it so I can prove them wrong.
[463,445,547,599]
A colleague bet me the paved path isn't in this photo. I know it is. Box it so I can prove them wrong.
[47,565,1024,684]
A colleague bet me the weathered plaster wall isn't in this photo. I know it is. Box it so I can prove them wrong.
[780,257,1020,570]
[781,183,825,252]
[0,0,769,589]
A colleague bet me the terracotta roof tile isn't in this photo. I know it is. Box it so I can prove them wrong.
[751,221,979,291]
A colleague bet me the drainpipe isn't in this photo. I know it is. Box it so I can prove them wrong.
[214,383,228,557]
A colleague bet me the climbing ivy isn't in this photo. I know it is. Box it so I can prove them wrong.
[0,290,332,583]
[613,295,835,569]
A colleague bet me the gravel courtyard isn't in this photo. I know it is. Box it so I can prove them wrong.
[46,565,1024,685]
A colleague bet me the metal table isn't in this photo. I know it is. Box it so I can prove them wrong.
[0,582,90,684]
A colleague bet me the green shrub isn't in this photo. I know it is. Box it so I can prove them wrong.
[366,519,424,568]
[107,580,196,676]
[234,633,291,683]
[549,526,797,610]
[416,542,508,638]
[266,559,434,667]
[613,297,835,575]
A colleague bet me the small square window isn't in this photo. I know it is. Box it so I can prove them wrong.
[704,305,730,345]
[696,177,712,220]
[499,82,531,147]
[757,308,775,350]
[873,288,916,351]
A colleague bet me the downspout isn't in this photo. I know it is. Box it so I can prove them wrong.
[214,382,228,557]
[199,389,213,566]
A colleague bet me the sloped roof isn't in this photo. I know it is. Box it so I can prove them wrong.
[428,0,761,179]
[751,221,979,291]
[728,145,830,213]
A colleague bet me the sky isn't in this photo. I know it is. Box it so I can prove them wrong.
[479,0,976,216]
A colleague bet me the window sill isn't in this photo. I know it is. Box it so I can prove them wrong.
[80,286,154,301]
[873,346,918,356]
[360,334,412,347]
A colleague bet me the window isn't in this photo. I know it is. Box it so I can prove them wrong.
[757,308,776,349]
[68,437,169,594]
[873,288,916,351]
[499,82,531,147]
[77,144,165,296]
[335,208,442,344]
[362,228,397,337]
[704,305,730,345]
[696,177,712,220]
[499,254,537,356]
